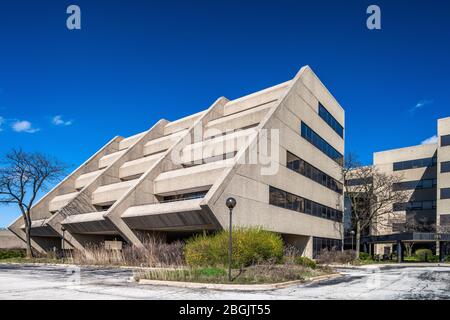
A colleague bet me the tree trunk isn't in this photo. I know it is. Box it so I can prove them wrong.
[355,220,361,259]
[25,222,34,258]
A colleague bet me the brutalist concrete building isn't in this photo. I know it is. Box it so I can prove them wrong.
[8,66,345,258]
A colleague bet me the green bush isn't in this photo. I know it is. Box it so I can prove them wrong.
[294,256,316,269]
[0,249,26,260]
[445,256,450,262]
[359,252,371,261]
[415,249,433,262]
[185,228,284,268]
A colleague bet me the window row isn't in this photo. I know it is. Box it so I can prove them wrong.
[393,157,437,171]
[392,223,406,233]
[441,188,450,200]
[286,151,343,194]
[393,179,437,191]
[441,215,450,227]
[345,177,373,186]
[269,186,343,222]
[161,190,208,203]
[313,237,342,258]
[318,103,344,138]
[442,161,450,173]
[301,122,344,166]
[442,134,450,147]
[393,200,437,211]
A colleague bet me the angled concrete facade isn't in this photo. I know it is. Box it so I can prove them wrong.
[8,66,345,259]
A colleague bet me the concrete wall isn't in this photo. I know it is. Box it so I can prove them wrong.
[0,230,26,249]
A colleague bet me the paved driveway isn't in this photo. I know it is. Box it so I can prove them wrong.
[0,263,449,300]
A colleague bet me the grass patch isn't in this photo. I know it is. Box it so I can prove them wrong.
[0,249,26,260]
[135,264,334,284]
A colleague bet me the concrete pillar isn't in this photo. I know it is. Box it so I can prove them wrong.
[282,234,313,259]
[396,241,403,263]
[439,242,445,262]
[436,240,440,258]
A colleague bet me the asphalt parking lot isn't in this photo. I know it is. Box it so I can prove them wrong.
[0,263,449,300]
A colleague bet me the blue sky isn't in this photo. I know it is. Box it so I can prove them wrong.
[1,0,449,227]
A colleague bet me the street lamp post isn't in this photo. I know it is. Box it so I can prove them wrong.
[225,197,237,282]
[61,226,66,260]
[336,197,343,252]
[350,230,355,252]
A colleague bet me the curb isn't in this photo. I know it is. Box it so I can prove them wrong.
[330,263,450,270]
[0,261,186,272]
[135,273,342,291]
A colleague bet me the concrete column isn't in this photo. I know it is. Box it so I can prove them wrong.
[396,240,403,263]
[439,241,445,262]
[282,234,313,259]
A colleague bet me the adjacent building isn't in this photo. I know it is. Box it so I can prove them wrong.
[368,117,450,257]
[7,66,345,259]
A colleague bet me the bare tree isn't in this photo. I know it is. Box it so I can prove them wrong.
[342,153,409,258]
[0,149,66,257]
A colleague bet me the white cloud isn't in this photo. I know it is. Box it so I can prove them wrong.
[52,115,73,126]
[421,135,438,145]
[410,99,434,112]
[11,120,40,133]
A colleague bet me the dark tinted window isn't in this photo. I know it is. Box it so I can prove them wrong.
[392,223,405,233]
[441,188,450,200]
[441,215,450,227]
[269,186,342,223]
[346,177,373,186]
[441,161,450,173]
[318,103,344,138]
[393,200,437,211]
[393,157,437,171]
[393,179,437,191]
[442,134,450,147]
[301,122,343,165]
[161,190,208,202]
[313,237,342,258]
[286,151,343,194]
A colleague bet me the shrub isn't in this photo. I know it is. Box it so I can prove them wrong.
[415,249,433,262]
[0,249,26,260]
[185,228,284,268]
[315,249,355,264]
[445,255,450,262]
[359,252,372,261]
[294,256,316,269]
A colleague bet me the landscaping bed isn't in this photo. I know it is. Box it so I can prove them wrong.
[134,264,334,285]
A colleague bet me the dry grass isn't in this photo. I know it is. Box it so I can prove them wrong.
[68,238,184,267]
[315,249,356,265]
[135,258,334,284]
